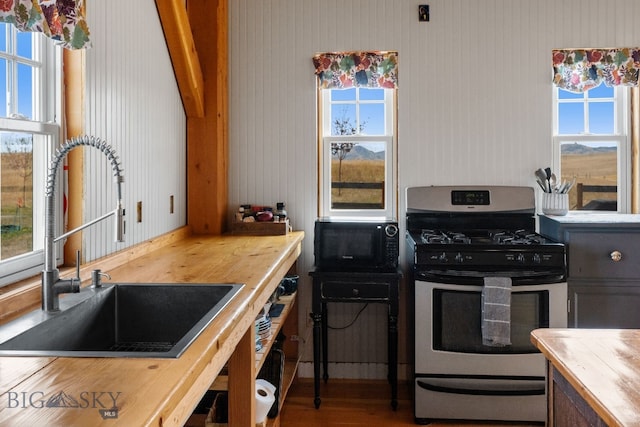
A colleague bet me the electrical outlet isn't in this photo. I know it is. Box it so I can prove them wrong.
[136,201,142,223]
[169,195,174,214]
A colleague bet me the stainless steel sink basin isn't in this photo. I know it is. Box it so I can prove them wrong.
[0,283,243,358]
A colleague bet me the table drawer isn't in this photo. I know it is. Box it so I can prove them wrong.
[321,281,390,300]
[569,231,640,279]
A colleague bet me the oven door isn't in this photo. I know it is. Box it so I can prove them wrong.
[414,280,567,377]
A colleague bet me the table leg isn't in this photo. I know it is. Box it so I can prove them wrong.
[389,312,398,410]
[321,302,329,382]
[311,312,322,409]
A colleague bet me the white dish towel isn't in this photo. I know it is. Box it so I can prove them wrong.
[481,277,512,347]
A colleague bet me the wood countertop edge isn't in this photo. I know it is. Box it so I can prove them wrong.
[0,230,305,427]
[530,328,628,427]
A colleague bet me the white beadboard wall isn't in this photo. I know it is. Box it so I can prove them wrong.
[229,0,640,378]
[80,0,187,262]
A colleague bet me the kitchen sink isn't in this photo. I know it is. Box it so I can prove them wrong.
[0,283,243,358]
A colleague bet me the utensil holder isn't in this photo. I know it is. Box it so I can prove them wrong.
[542,193,569,216]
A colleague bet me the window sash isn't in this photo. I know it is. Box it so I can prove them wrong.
[321,135,395,218]
[323,88,393,137]
[552,134,629,213]
[553,84,630,213]
[0,28,61,287]
[555,86,623,135]
[0,120,60,286]
[319,86,396,219]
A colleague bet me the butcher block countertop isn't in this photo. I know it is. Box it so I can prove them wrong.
[531,328,640,426]
[0,231,304,427]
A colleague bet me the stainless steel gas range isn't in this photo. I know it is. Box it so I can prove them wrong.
[405,186,567,424]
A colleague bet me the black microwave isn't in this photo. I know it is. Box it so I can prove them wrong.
[314,218,399,271]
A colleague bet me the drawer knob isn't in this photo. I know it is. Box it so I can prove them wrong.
[610,250,622,262]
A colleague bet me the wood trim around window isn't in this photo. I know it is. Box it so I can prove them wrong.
[631,87,639,213]
[62,48,85,265]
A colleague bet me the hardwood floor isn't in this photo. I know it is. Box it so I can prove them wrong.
[279,379,542,427]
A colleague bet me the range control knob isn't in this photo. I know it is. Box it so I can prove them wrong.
[533,253,542,264]
[438,252,448,263]
[516,253,526,264]
[455,253,464,263]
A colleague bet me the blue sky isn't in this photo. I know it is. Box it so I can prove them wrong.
[0,23,35,119]
[558,83,614,136]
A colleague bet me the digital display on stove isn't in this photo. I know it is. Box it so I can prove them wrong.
[451,190,490,205]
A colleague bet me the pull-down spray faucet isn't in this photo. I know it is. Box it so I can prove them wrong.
[42,135,125,312]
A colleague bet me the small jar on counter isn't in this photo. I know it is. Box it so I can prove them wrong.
[274,202,287,222]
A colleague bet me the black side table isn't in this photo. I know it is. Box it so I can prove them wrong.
[309,269,401,410]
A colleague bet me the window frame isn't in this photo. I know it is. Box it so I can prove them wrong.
[319,87,397,219]
[552,85,630,213]
[0,26,62,287]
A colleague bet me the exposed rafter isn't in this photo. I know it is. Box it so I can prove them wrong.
[155,0,205,118]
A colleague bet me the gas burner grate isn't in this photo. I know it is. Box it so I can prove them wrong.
[107,341,174,353]
[418,228,552,246]
[490,229,544,245]
[421,229,471,244]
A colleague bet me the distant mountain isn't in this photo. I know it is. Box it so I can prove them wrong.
[343,144,385,160]
[561,143,617,155]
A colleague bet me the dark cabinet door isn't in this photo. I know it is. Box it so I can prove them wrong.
[567,231,640,279]
[569,282,640,328]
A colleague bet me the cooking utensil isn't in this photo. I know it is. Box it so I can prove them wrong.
[544,167,552,192]
[550,173,557,192]
[535,168,549,192]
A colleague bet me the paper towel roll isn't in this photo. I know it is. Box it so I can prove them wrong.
[255,379,276,423]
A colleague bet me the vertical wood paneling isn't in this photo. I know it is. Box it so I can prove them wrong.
[81,0,186,262]
[230,0,640,378]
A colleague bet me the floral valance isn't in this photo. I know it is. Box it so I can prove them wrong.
[0,0,91,50]
[312,51,398,89]
[553,48,640,93]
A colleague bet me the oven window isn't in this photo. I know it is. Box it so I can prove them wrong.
[432,290,549,354]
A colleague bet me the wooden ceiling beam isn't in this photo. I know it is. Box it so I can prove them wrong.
[155,0,205,118]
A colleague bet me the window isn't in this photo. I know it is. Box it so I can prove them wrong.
[552,83,629,212]
[0,23,61,287]
[320,87,397,218]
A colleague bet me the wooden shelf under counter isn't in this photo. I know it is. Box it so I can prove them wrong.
[208,291,305,426]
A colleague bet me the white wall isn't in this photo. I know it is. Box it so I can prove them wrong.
[81,0,187,262]
[229,0,640,377]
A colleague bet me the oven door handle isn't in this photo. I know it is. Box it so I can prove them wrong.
[416,379,545,396]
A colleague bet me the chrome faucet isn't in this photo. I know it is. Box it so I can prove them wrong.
[42,135,125,312]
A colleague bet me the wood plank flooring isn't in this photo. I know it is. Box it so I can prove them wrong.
[279,379,542,427]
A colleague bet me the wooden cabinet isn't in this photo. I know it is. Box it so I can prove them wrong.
[539,214,640,328]
[549,366,607,427]
[531,328,640,427]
